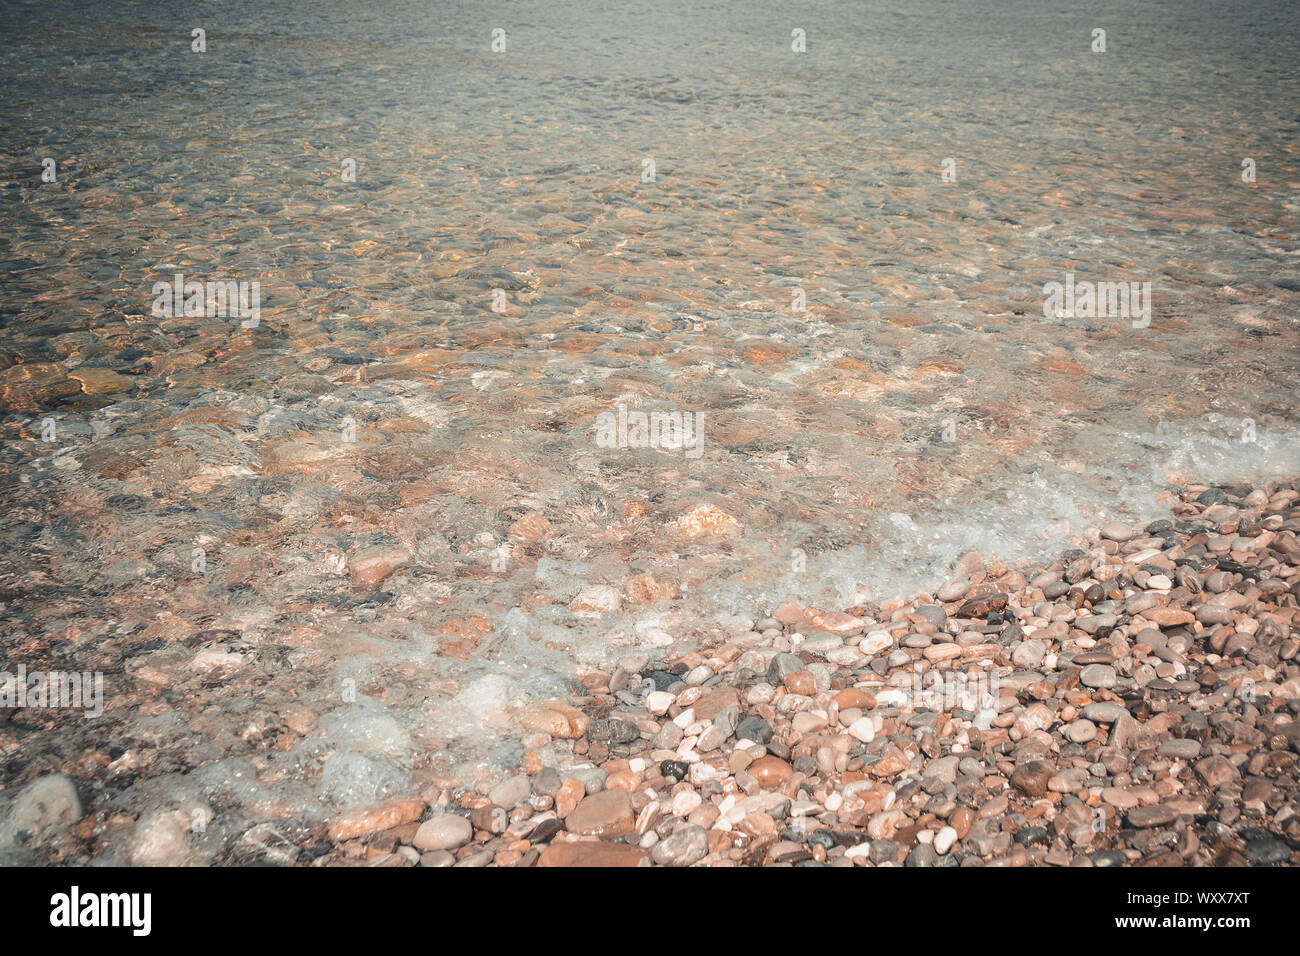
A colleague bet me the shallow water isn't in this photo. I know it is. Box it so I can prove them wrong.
[1,0,1298,858]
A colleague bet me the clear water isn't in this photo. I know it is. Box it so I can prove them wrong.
[1,0,1297,857]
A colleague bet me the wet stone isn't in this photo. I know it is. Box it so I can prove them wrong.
[413,815,473,852]
[1156,739,1202,761]
[538,842,649,867]
[1243,839,1291,865]
[1080,664,1118,689]
[659,760,689,781]
[1194,756,1239,789]
[5,774,82,845]
[957,593,1009,618]
[766,653,806,686]
[1127,805,1177,828]
[1015,826,1051,847]
[1011,760,1055,798]
[735,715,773,744]
[566,790,635,838]
[906,844,939,867]
[651,824,709,866]
[489,775,531,809]
[586,718,640,745]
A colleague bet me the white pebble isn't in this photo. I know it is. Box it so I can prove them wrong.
[849,717,876,743]
[934,826,958,854]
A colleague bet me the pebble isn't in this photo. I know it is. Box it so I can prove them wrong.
[1065,719,1098,744]
[1156,739,1202,760]
[1011,760,1054,798]
[1243,839,1291,865]
[538,843,649,867]
[45,471,1297,870]
[1194,756,1239,789]
[735,715,774,744]
[131,811,191,866]
[5,774,82,844]
[1127,805,1177,828]
[645,691,674,715]
[651,824,710,866]
[1082,702,1129,723]
[1079,664,1117,689]
[748,756,794,789]
[1011,639,1047,667]
[848,717,876,743]
[1100,522,1134,542]
[489,775,531,809]
[565,790,635,837]
[766,653,805,686]
[413,814,473,852]
[934,826,958,854]
[906,844,938,867]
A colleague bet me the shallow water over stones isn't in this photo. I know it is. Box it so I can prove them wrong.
[0,0,1298,863]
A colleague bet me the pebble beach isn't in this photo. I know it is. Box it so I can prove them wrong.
[320,478,1300,867]
[1,1,1298,871]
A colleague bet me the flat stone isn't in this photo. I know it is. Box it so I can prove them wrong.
[834,688,877,710]
[6,774,82,843]
[694,686,740,720]
[1243,839,1291,864]
[1126,805,1176,828]
[565,789,634,838]
[1102,788,1140,810]
[1194,756,1239,789]
[348,544,410,588]
[651,824,709,866]
[489,775,531,809]
[957,593,1009,618]
[412,814,473,851]
[1156,739,1202,760]
[1082,702,1129,723]
[1100,521,1135,542]
[1144,606,1196,628]
[329,797,425,842]
[519,700,589,739]
[537,841,649,867]
[586,718,639,744]
[1080,664,1117,689]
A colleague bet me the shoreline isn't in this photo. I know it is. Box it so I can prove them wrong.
[318,476,1300,866]
[4,474,1297,866]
